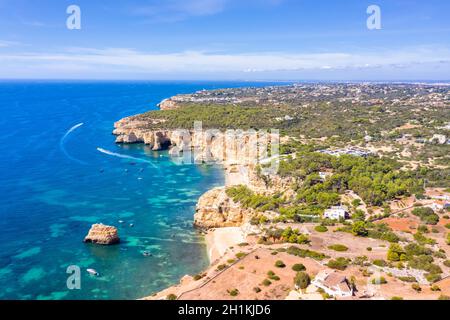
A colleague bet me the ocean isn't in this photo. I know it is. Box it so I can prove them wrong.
[0,80,279,300]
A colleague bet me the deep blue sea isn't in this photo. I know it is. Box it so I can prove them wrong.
[0,80,281,300]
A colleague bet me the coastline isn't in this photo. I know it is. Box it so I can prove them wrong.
[123,87,450,301]
[114,97,260,299]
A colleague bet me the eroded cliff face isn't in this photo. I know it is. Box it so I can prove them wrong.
[113,112,293,230]
[113,117,173,150]
[193,168,296,229]
[158,98,182,110]
[194,187,255,229]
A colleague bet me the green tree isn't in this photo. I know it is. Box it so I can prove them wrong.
[352,221,368,237]
[294,272,311,290]
[387,244,406,262]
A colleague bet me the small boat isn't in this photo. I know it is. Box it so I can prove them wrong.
[87,268,99,276]
[142,251,152,257]
[118,220,124,224]
[129,223,134,227]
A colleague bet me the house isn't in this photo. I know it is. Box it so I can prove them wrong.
[323,205,350,220]
[311,270,354,298]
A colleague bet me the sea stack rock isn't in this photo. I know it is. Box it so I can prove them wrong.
[84,224,120,245]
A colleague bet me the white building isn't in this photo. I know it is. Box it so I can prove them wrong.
[430,134,447,145]
[323,205,349,220]
[311,270,354,298]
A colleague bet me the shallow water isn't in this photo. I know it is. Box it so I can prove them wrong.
[0,80,277,300]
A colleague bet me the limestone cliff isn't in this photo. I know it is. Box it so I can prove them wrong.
[194,187,255,229]
[158,98,183,110]
[113,99,294,230]
[113,117,172,150]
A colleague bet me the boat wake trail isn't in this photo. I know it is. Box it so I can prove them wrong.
[60,123,87,165]
[96,148,157,169]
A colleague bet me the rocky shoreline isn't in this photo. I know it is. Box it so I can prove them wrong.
[113,96,297,300]
[113,103,290,229]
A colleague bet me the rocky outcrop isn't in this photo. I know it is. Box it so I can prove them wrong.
[84,224,120,245]
[158,98,182,110]
[194,187,255,229]
[113,117,172,150]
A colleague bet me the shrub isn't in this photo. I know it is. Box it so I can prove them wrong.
[275,260,286,268]
[315,225,328,232]
[352,221,368,237]
[166,294,177,300]
[262,279,272,287]
[267,270,280,280]
[292,263,306,272]
[327,257,350,270]
[235,252,247,259]
[431,285,441,292]
[228,289,239,297]
[412,283,421,292]
[253,287,261,293]
[193,274,203,281]
[287,246,327,260]
[414,232,436,245]
[426,273,442,283]
[391,296,403,300]
[398,276,416,283]
[353,256,369,266]
[387,243,406,262]
[438,295,450,300]
[216,264,227,271]
[412,207,439,225]
[371,277,387,285]
[372,259,387,267]
[444,260,450,267]
[294,272,311,289]
[328,244,349,252]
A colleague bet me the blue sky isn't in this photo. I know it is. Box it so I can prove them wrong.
[0,0,449,80]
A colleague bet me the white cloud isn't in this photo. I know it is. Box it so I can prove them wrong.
[0,46,448,79]
[0,40,20,48]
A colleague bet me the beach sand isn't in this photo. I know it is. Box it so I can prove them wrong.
[205,227,245,263]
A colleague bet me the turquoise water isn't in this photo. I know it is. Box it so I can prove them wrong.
[0,81,278,300]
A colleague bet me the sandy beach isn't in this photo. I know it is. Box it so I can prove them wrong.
[205,227,246,262]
